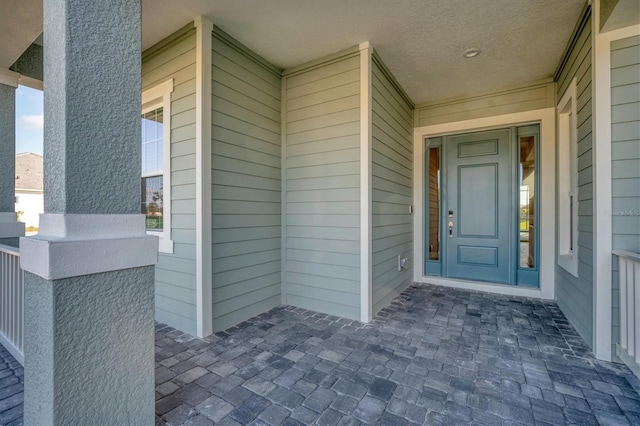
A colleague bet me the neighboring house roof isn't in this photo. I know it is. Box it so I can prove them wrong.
[15,152,43,191]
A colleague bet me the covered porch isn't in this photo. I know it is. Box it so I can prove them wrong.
[2,284,640,425]
[0,0,639,424]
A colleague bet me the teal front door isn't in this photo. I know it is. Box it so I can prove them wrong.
[445,129,513,283]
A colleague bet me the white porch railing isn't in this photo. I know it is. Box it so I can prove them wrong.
[615,249,640,378]
[0,243,24,365]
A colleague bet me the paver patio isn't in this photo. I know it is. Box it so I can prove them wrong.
[153,284,640,425]
[2,283,640,425]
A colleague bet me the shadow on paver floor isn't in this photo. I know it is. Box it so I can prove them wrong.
[0,343,24,425]
[2,284,639,425]
[154,284,640,425]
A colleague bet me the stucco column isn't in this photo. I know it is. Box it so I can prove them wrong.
[0,70,25,247]
[20,1,158,425]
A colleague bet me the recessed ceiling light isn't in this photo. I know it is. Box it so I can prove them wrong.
[463,48,481,58]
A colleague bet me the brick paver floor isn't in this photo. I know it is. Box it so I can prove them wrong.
[0,343,23,425]
[3,283,640,425]
[154,284,640,425]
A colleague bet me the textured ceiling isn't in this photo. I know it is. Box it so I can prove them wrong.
[0,0,42,69]
[0,1,586,105]
[142,0,586,104]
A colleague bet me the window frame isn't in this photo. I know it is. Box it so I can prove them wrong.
[142,79,174,254]
[557,78,579,277]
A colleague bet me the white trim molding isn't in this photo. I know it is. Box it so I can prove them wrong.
[19,214,158,280]
[280,76,288,305]
[590,0,640,361]
[0,212,25,239]
[18,75,43,91]
[0,67,20,88]
[359,42,373,323]
[194,16,213,338]
[413,108,557,300]
[142,78,174,254]
[557,78,579,277]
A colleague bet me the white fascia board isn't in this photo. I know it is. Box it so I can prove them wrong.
[0,67,20,88]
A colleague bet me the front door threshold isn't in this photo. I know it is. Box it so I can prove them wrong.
[420,276,547,299]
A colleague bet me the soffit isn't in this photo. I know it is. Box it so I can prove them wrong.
[0,0,42,69]
[142,0,586,104]
[0,1,586,104]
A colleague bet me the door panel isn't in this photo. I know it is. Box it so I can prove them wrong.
[445,129,513,283]
[458,164,497,237]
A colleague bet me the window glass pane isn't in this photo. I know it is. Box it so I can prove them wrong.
[141,108,163,175]
[141,176,163,231]
[428,147,441,261]
[519,136,535,268]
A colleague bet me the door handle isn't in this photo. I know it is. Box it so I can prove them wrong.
[448,220,454,238]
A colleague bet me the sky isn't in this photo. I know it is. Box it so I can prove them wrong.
[15,85,43,155]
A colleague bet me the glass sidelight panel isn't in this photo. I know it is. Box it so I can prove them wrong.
[428,147,441,260]
[519,135,535,269]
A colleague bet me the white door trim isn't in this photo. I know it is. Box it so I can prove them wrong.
[413,108,556,299]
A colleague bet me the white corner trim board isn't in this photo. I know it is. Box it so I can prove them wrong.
[359,41,373,323]
[590,2,640,361]
[19,214,158,280]
[194,16,214,338]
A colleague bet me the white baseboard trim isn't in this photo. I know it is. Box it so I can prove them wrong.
[0,332,23,366]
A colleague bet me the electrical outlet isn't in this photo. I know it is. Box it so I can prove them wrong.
[398,255,408,271]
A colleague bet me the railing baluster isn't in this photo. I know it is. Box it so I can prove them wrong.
[620,257,628,351]
[614,250,640,379]
[0,244,24,364]
[628,258,635,357]
[635,262,640,365]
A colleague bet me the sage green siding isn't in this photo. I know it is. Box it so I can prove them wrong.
[371,56,413,315]
[211,29,282,331]
[142,27,198,334]
[414,82,555,127]
[284,53,361,320]
[555,15,594,346]
[611,35,640,349]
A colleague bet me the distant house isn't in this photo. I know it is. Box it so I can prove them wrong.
[14,152,43,230]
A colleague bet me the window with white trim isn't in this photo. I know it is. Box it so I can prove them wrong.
[142,79,174,254]
[557,78,578,277]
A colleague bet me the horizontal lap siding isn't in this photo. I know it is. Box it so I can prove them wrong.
[371,57,413,315]
[413,82,554,127]
[284,55,361,320]
[142,29,198,334]
[211,31,282,331]
[556,17,594,346]
[611,35,640,349]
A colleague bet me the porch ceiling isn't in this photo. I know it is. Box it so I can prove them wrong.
[0,0,42,69]
[0,0,586,104]
[141,0,587,104]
